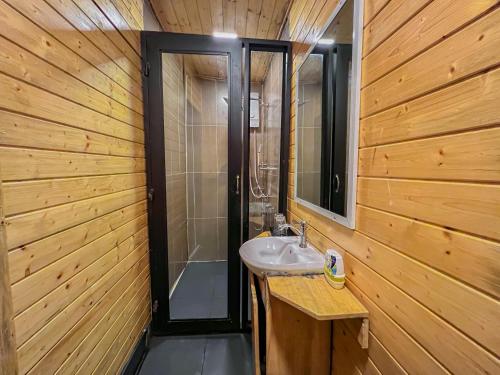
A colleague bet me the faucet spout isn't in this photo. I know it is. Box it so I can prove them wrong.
[278,220,308,248]
[296,220,308,248]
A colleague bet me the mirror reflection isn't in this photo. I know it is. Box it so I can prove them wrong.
[296,0,354,217]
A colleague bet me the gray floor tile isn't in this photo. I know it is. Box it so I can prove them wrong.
[170,295,213,320]
[138,334,253,375]
[139,336,206,375]
[202,334,253,375]
[170,261,228,320]
[172,266,215,297]
[213,274,227,299]
[139,262,250,374]
[209,297,227,318]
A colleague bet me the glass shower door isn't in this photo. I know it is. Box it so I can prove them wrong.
[143,33,242,334]
[162,52,229,320]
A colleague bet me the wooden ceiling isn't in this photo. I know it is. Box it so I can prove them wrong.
[151,0,291,81]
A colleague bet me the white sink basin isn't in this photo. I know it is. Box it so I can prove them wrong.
[239,236,324,278]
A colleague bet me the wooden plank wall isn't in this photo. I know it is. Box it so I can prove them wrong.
[1,174,18,375]
[0,0,151,373]
[286,0,500,374]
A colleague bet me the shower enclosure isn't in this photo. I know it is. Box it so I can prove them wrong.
[142,33,290,334]
[247,50,284,239]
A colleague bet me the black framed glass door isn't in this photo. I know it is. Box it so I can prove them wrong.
[240,40,292,329]
[142,32,242,334]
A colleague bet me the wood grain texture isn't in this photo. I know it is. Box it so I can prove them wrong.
[3,0,143,103]
[342,320,407,375]
[72,281,150,375]
[356,206,500,299]
[0,0,150,372]
[358,127,500,182]
[92,0,141,53]
[249,272,261,375]
[150,0,291,81]
[266,293,331,375]
[3,173,146,216]
[57,276,150,375]
[12,224,148,318]
[15,241,149,373]
[360,67,500,147]
[289,201,500,360]
[44,0,142,85]
[362,0,432,56]
[0,176,18,375]
[267,275,368,320]
[0,0,142,113]
[0,111,145,159]
[5,187,146,250]
[334,321,384,375]
[286,1,500,374]
[25,268,149,373]
[362,0,498,86]
[0,73,144,144]
[13,227,147,349]
[0,34,142,127]
[361,7,500,117]
[357,177,500,241]
[0,147,145,182]
[345,258,499,375]
[7,201,147,284]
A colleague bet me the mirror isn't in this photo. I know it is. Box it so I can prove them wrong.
[294,0,362,228]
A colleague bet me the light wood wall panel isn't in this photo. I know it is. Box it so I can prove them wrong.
[1,176,18,375]
[286,1,500,374]
[150,0,291,81]
[0,0,151,373]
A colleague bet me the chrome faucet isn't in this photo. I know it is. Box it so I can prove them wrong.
[279,220,308,248]
[295,220,308,248]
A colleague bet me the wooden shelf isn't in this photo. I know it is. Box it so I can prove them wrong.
[267,275,370,348]
[267,275,368,320]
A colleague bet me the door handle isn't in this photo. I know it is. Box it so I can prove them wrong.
[236,174,240,195]
[334,174,340,193]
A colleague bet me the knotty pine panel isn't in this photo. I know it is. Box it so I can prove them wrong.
[362,0,431,56]
[60,278,150,374]
[0,0,150,373]
[0,110,145,159]
[361,0,498,86]
[360,67,500,147]
[361,7,500,117]
[286,1,500,374]
[18,248,149,374]
[358,127,500,182]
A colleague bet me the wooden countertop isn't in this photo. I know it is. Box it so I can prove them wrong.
[267,275,369,321]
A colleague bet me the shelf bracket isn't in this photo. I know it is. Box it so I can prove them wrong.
[357,318,369,349]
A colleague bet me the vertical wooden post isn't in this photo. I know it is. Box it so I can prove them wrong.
[0,175,18,374]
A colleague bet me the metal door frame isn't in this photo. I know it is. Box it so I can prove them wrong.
[142,32,242,334]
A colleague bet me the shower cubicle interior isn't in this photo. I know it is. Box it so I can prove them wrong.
[163,49,287,320]
[143,32,290,333]
[162,52,230,321]
[248,50,285,239]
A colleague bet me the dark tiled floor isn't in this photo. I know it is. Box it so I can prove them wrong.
[139,334,253,375]
[139,262,253,374]
[170,261,228,320]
